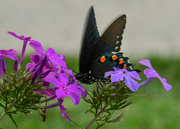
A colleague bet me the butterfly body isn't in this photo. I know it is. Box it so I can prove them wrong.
[76,51,133,84]
[76,6,134,84]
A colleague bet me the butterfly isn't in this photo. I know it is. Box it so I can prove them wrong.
[75,6,134,84]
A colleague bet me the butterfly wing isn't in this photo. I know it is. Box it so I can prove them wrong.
[88,15,126,66]
[78,7,127,82]
[79,6,100,74]
[89,15,127,77]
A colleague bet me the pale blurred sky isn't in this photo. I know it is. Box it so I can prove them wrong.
[0,0,180,59]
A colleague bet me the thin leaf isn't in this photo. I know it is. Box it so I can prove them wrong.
[95,122,106,129]
[8,114,18,128]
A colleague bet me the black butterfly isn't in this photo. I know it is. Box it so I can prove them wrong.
[75,6,134,84]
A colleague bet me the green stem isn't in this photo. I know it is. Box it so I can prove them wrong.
[1,94,24,120]
[70,118,84,129]
[85,101,110,129]
[0,111,5,120]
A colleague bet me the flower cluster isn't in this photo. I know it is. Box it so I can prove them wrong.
[27,40,86,121]
[105,59,172,92]
[4,32,86,122]
[86,58,172,128]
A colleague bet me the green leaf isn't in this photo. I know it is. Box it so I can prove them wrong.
[8,114,18,128]
[95,122,105,129]
[0,102,5,108]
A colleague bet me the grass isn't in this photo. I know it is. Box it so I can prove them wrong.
[0,55,179,129]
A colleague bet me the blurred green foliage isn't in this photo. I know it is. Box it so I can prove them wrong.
[0,55,179,129]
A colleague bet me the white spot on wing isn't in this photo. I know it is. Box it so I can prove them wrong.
[115,46,119,50]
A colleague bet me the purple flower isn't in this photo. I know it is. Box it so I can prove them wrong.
[13,60,18,73]
[74,82,87,98]
[29,40,66,72]
[26,55,52,73]
[45,98,70,122]
[61,67,76,81]
[43,72,83,105]
[41,71,86,121]
[29,40,45,55]
[58,99,70,122]
[0,49,18,76]
[139,59,172,91]
[8,31,31,41]
[8,31,31,65]
[105,67,141,92]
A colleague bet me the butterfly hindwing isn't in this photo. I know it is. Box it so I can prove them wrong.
[88,15,126,68]
[91,52,133,78]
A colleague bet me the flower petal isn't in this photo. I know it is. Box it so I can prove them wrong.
[124,75,140,92]
[29,40,45,55]
[0,58,6,76]
[59,54,66,60]
[58,73,69,86]
[111,72,124,82]
[144,68,159,78]
[62,67,75,79]
[0,49,18,60]
[66,85,79,93]
[8,31,31,41]
[67,92,80,105]
[47,48,58,58]
[127,71,141,80]
[104,71,115,78]
[50,58,67,67]
[8,31,19,38]
[60,104,70,122]
[139,59,153,68]
[159,77,172,91]
[55,88,68,98]
[43,74,60,86]
[76,84,87,98]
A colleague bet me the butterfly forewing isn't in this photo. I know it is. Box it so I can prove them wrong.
[79,6,100,74]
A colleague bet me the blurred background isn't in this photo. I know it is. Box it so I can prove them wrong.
[1,0,180,58]
[0,0,180,129]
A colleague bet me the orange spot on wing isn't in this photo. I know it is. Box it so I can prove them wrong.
[119,59,124,64]
[100,56,106,63]
[112,55,118,61]
[123,64,127,69]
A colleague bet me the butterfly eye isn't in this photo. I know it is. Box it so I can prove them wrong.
[119,58,124,64]
[112,55,118,61]
[100,56,106,63]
